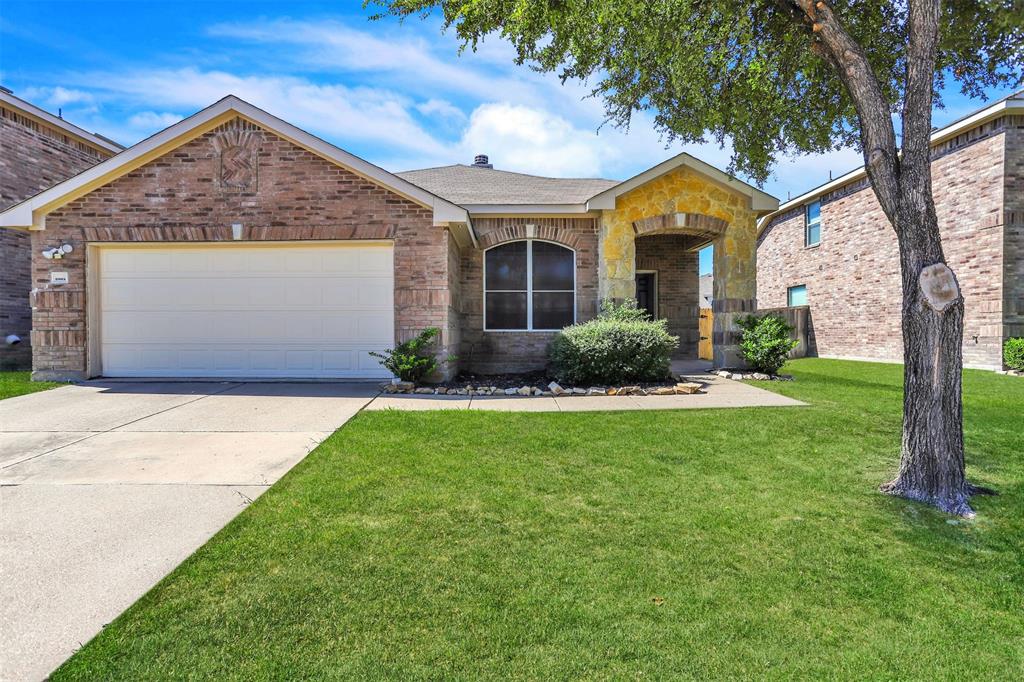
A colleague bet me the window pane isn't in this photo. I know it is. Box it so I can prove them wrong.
[531,241,574,290]
[806,223,821,245]
[532,292,574,329]
[486,292,528,329]
[788,285,808,307]
[485,242,527,290]
[806,201,821,224]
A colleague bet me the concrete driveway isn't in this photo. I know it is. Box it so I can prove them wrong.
[0,381,377,681]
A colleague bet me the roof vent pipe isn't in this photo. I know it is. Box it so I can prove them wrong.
[472,154,492,169]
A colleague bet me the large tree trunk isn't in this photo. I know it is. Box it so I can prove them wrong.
[789,0,980,516]
[880,204,971,516]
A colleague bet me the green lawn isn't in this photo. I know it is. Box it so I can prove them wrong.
[0,370,63,400]
[54,359,1023,680]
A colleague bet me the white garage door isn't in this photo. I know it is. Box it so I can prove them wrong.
[98,243,394,379]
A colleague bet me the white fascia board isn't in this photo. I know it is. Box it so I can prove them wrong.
[464,203,592,215]
[759,95,1024,231]
[0,95,469,229]
[586,152,778,213]
[0,90,123,153]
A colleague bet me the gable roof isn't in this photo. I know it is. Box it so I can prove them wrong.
[397,165,617,208]
[757,88,1024,232]
[0,95,469,231]
[586,152,778,214]
[0,88,123,154]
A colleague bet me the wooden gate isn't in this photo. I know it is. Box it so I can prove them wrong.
[698,308,713,360]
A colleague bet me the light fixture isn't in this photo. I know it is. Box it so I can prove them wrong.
[41,244,73,260]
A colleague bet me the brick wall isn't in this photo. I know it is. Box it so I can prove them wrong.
[1003,116,1024,350]
[0,106,113,369]
[459,217,598,374]
[635,234,699,354]
[31,117,451,379]
[758,121,1011,370]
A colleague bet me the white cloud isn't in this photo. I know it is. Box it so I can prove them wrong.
[416,98,466,121]
[126,111,184,131]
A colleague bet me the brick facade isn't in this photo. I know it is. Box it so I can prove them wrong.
[30,118,454,380]
[459,217,599,374]
[1,104,113,369]
[758,114,1021,370]
[635,234,700,351]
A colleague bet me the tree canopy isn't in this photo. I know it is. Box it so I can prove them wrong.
[372,1,1023,182]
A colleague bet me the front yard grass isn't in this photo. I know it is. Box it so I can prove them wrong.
[54,359,1023,679]
[0,370,63,400]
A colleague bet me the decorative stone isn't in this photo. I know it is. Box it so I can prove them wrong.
[716,370,731,378]
[548,381,566,396]
[571,387,587,395]
[607,387,618,396]
[587,387,606,396]
[414,387,433,394]
[504,387,518,395]
[456,388,469,395]
[732,374,745,381]
[675,382,703,394]
[396,381,415,391]
[517,386,532,396]
[620,386,639,394]
[752,373,769,381]
[653,387,675,395]
[631,387,648,396]
[541,391,554,396]
[383,384,399,394]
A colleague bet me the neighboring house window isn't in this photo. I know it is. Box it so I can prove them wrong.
[788,285,808,307]
[484,240,575,331]
[805,200,822,246]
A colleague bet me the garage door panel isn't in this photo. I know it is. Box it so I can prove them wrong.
[99,244,394,378]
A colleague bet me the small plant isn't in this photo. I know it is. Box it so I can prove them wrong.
[550,301,678,385]
[370,327,450,383]
[736,313,799,375]
[1004,338,1024,371]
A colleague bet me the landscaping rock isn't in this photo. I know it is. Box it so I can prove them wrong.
[752,373,769,381]
[716,370,731,378]
[587,387,607,396]
[414,387,433,394]
[504,387,518,395]
[517,386,532,396]
[547,381,566,396]
[620,385,639,395]
[675,382,703,395]
[571,387,587,395]
[396,381,415,391]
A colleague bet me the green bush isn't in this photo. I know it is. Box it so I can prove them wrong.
[370,327,449,383]
[736,314,799,374]
[1004,338,1024,371]
[550,301,678,385]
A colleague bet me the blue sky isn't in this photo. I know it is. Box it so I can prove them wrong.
[1,1,1018,276]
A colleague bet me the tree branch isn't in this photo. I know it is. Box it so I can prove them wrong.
[777,0,902,221]
[901,0,942,192]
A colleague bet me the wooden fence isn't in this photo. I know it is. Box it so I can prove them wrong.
[756,305,812,358]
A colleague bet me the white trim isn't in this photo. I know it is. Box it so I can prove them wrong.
[482,239,577,332]
[0,89,123,154]
[586,152,779,213]
[758,91,1024,232]
[0,95,470,230]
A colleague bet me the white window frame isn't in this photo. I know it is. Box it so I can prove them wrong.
[805,200,822,247]
[483,239,577,332]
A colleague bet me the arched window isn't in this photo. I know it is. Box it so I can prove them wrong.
[484,240,575,331]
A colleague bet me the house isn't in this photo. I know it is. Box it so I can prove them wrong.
[699,273,713,309]
[0,95,777,381]
[0,88,122,369]
[757,90,1024,370]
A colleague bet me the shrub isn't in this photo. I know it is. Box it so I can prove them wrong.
[550,301,678,385]
[736,313,799,375]
[596,298,651,322]
[369,327,449,383]
[1005,338,1024,371]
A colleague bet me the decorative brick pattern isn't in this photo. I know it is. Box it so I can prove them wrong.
[459,217,598,374]
[0,105,113,369]
[758,121,1017,370]
[31,117,454,380]
[632,212,727,240]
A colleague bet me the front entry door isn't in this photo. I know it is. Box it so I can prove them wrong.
[636,272,657,319]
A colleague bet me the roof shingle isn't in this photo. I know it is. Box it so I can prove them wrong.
[396,164,618,206]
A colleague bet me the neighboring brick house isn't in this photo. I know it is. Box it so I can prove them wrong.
[0,95,777,381]
[0,88,122,369]
[757,91,1024,370]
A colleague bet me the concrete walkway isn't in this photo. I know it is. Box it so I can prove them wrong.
[366,371,805,412]
[0,381,377,681]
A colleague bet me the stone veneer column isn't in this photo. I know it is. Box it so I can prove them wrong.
[712,218,758,368]
[598,209,636,303]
